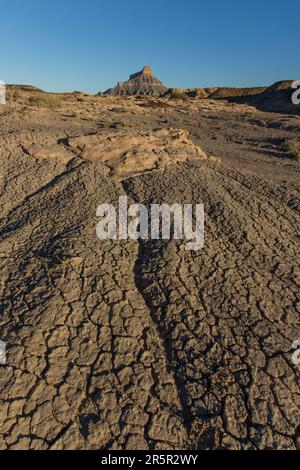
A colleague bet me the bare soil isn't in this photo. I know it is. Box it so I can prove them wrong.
[0,92,299,450]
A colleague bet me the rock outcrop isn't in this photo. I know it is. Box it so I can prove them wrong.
[104,66,167,96]
[165,88,219,99]
[66,128,213,181]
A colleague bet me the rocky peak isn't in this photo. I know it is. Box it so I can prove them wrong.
[141,65,152,74]
[105,66,167,96]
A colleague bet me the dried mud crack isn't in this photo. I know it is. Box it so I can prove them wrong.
[0,96,299,450]
[124,160,300,449]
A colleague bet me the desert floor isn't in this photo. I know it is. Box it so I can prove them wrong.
[0,93,299,450]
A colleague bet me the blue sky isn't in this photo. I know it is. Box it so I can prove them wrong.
[0,0,299,93]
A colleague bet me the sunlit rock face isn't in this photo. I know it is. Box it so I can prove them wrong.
[104,65,167,96]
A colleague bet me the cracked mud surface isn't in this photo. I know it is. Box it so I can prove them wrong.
[0,95,299,450]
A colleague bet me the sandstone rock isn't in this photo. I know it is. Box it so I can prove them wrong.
[67,127,213,181]
[104,66,167,96]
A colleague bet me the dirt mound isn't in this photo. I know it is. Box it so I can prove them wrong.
[104,66,167,96]
[264,80,295,94]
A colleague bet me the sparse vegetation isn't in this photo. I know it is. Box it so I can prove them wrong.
[27,94,61,109]
[6,86,21,103]
[5,87,62,109]
[283,138,300,161]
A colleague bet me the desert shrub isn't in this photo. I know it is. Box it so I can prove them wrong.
[283,139,300,161]
[27,94,61,109]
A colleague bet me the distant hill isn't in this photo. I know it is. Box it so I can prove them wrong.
[209,86,267,99]
[7,84,45,93]
[247,80,299,113]
[214,80,299,114]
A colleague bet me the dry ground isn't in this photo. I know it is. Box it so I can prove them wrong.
[0,91,299,450]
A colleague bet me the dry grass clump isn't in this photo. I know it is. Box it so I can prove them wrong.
[283,139,300,161]
[27,94,62,109]
[5,87,62,109]
[6,87,21,102]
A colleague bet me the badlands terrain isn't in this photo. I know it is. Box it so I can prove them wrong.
[0,84,300,450]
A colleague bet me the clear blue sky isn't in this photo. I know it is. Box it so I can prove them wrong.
[1,0,299,93]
